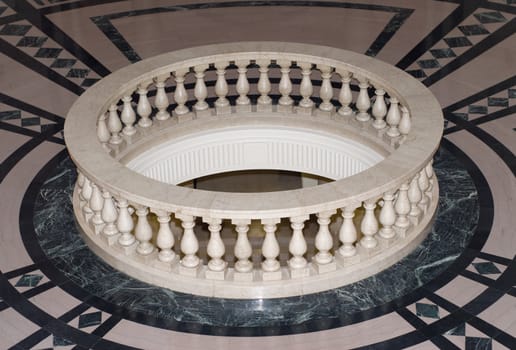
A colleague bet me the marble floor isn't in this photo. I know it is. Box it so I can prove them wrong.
[0,0,515,349]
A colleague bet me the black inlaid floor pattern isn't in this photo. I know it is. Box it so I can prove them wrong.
[0,1,515,349]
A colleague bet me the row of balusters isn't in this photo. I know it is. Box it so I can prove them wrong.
[97,60,412,150]
[76,161,434,280]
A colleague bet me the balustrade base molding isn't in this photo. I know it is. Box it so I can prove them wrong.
[72,182,438,299]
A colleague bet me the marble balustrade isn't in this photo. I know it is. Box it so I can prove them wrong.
[65,42,443,298]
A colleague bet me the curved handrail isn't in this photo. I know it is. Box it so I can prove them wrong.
[65,42,442,220]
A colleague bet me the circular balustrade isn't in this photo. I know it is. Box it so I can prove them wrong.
[64,42,443,299]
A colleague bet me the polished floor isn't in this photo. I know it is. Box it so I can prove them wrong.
[0,0,515,349]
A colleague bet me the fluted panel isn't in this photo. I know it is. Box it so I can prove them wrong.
[127,127,384,185]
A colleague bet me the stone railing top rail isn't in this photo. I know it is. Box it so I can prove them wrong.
[64,42,443,219]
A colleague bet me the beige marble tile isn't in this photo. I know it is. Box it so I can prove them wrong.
[0,141,64,272]
[445,132,516,259]
[0,308,39,348]
[478,294,516,333]
[435,276,487,307]
[29,286,82,319]
[479,114,516,155]
[0,130,30,163]
[114,7,391,60]
[431,35,516,108]
[105,312,414,349]
[0,55,77,118]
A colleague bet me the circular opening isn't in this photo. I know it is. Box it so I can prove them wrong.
[179,170,333,192]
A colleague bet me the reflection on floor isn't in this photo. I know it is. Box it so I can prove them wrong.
[0,1,514,349]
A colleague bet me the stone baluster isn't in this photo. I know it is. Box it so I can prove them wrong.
[360,200,378,248]
[134,206,154,255]
[214,61,230,114]
[408,173,422,219]
[97,112,110,151]
[137,81,152,128]
[120,93,136,136]
[379,191,396,239]
[77,172,86,209]
[355,77,371,122]
[204,217,226,278]
[233,219,253,279]
[101,190,118,238]
[193,64,209,117]
[425,161,434,198]
[155,210,176,263]
[394,182,411,236]
[314,210,335,264]
[407,174,422,224]
[173,68,189,116]
[372,88,387,129]
[298,62,314,112]
[278,59,293,112]
[235,60,251,112]
[107,103,122,145]
[399,105,411,138]
[318,64,334,113]
[338,204,359,257]
[81,177,93,216]
[386,97,401,137]
[314,210,337,272]
[256,59,272,111]
[337,69,353,117]
[176,214,200,271]
[89,182,104,226]
[261,218,281,279]
[154,74,170,121]
[117,198,135,247]
[418,168,430,211]
[288,215,309,278]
